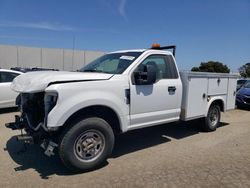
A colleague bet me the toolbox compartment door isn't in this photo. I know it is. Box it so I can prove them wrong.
[208,78,228,95]
[226,78,237,110]
[181,77,208,120]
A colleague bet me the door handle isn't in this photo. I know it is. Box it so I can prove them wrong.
[168,86,176,92]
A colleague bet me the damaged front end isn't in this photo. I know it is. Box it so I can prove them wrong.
[5,92,59,156]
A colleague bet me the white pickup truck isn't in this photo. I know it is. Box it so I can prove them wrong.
[6,45,238,171]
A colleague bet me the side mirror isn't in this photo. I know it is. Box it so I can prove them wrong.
[133,64,157,85]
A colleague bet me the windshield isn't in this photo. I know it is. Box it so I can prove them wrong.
[80,52,143,74]
[237,80,247,85]
[243,80,250,88]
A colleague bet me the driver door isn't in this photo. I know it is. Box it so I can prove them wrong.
[129,54,182,129]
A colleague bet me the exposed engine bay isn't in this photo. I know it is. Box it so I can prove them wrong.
[20,92,45,131]
[6,92,59,156]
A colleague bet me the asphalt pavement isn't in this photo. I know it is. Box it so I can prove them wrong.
[0,108,250,188]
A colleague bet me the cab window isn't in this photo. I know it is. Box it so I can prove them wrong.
[140,55,178,80]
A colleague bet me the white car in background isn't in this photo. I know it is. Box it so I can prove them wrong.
[0,69,23,109]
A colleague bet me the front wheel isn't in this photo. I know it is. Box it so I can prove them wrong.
[59,117,114,172]
[203,104,221,132]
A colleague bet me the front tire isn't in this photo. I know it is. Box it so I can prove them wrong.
[59,117,114,172]
[203,104,221,132]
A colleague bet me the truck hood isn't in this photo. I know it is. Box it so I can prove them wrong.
[11,71,113,93]
[238,87,250,96]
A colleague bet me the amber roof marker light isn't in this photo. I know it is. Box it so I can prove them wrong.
[150,44,176,57]
[151,43,161,48]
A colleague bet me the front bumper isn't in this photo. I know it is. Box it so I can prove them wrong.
[5,102,59,146]
[236,95,250,108]
[5,115,25,130]
[5,115,59,156]
[5,115,50,143]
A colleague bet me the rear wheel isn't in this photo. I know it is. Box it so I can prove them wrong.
[203,104,221,132]
[59,117,114,172]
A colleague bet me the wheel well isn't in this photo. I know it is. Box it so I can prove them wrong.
[211,100,224,112]
[63,105,121,134]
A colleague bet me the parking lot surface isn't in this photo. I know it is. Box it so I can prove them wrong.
[0,109,250,188]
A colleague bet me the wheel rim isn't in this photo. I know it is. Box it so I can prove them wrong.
[209,107,219,127]
[74,130,105,162]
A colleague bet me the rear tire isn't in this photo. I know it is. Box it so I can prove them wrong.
[59,117,114,172]
[203,104,221,132]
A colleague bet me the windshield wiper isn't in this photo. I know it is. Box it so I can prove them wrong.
[83,69,104,73]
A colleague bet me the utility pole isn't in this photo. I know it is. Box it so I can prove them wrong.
[72,35,75,71]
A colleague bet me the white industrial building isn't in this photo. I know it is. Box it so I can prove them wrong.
[0,44,105,71]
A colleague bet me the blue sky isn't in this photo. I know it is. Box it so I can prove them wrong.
[0,0,249,71]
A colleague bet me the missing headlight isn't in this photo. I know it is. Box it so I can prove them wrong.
[44,92,58,117]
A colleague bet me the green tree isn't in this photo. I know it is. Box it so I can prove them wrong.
[191,61,230,73]
[239,63,250,78]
